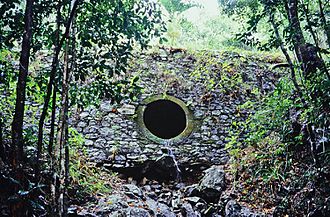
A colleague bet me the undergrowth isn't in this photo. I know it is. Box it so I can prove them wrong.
[69,128,119,197]
[225,69,330,215]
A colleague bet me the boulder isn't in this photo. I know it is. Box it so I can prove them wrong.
[106,194,128,208]
[197,166,225,202]
[143,155,181,181]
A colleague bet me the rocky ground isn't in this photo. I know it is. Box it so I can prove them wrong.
[69,164,267,217]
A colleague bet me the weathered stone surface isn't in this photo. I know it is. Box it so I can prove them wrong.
[194,110,205,118]
[196,166,225,202]
[146,199,176,217]
[94,138,106,148]
[118,104,136,115]
[185,196,204,205]
[109,211,126,217]
[100,101,113,113]
[99,127,113,137]
[123,184,144,198]
[88,149,107,162]
[150,155,181,181]
[77,121,87,128]
[181,202,201,217]
[127,207,150,217]
[85,139,94,146]
[225,200,266,217]
[79,111,89,119]
[90,195,128,215]
[73,51,281,180]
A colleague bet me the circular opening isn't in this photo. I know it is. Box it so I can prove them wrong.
[143,99,187,139]
[137,95,195,144]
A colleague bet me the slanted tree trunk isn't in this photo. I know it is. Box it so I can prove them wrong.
[47,3,62,216]
[49,0,62,163]
[286,0,306,66]
[49,72,58,216]
[49,80,57,163]
[269,11,306,107]
[11,0,34,168]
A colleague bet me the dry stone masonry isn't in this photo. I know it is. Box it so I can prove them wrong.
[74,49,282,180]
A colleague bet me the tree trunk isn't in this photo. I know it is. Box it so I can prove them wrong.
[36,0,80,176]
[0,114,4,161]
[47,4,61,216]
[286,0,327,78]
[64,97,70,217]
[49,0,61,162]
[286,0,305,65]
[301,1,319,48]
[58,36,70,217]
[269,11,306,107]
[10,1,34,216]
[11,0,34,168]
[56,2,78,215]
[49,81,57,162]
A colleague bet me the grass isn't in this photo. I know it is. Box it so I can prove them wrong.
[68,128,120,196]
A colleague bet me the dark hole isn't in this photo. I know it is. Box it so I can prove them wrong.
[143,99,187,139]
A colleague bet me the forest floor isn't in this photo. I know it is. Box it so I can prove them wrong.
[68,150,330,216]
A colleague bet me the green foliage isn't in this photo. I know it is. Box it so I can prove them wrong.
[225,65,329,214]
[189,51,244,94]
[227,76,303,169]
[1,1,166,214]
[218,0,260,13]
[249,78,299,141]
[70,0,166,108]
[161,5,244,50]
[231,0,330,49]
[7,181,47,215]
[160,0,196,14]
[0,49,17,89]
[69,128,116,195]
[220,1,330,208]
[0,0,24,49]
[0,49,17,136]
[224,1,330,185]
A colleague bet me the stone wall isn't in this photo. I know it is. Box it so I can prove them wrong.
[74,50,281,178]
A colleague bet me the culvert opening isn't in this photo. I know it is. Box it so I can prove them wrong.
[143,99,187,139]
